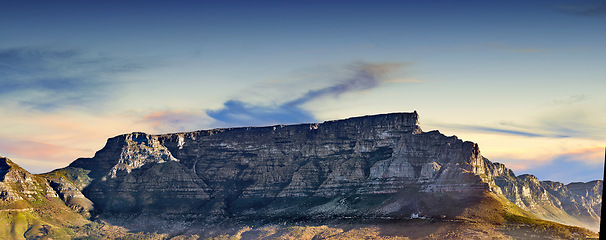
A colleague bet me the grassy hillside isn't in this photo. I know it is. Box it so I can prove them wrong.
[0,210,71,240]
[0,185,90,239]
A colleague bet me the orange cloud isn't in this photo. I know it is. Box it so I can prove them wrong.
[487,145,605,176]
[502,162,531,172]
[556,146,604,164]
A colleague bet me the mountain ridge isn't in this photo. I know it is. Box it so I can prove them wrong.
[66,112,602,231]
[1,112,602,239]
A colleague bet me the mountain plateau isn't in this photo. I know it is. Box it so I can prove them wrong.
[0,112,601,239]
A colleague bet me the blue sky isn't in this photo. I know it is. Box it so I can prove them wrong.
[0,0,604,183]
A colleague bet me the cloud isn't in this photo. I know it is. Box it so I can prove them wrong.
[439,101,605,140]
[284,62,404,106]
[385,78,422,83]
[519,147,604,183]
[207,100,316,127]
[141,110,213,133]
[555,146,605,164]
[0,139,89,164]
[557,3,606,17]
[0,47,143,111]
[552,94,589,105]
[439,123,565,138]
[442,120,602,139]
[536,107,606,140]
[510,48,551,53]
[207,62,404,127]
[468,126,552,137]
[490,146,604,183]
[489,43,552,54]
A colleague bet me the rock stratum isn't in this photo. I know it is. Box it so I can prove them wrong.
[1,112,602,239]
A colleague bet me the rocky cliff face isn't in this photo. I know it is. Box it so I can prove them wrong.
[565,180,602,219]
[0,157,59,206]
[484,162,602,232]
[0,157,90,239]
[55,112,601,232]
[67,113,498,220]
[69,133,211,214]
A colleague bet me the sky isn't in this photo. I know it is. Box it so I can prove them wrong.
[0,0,604,183]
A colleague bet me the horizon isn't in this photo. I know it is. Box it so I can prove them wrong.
[1,1,604,184]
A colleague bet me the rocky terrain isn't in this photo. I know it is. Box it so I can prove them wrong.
[0,157,89,239]
[493,171,602,232]
[0,112,602,239]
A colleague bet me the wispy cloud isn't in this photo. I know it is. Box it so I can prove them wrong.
[536,106,606,140]
[438,123,566,138]
[385,78,422,83]
[555,146,605,165]
[141,110,212,133]
[438,98,605,140]
[207,62,405,127]
[0,47,144,111]
[0,138,89,163]
[489,43,552,54]
[552,94,589,105]
[441,119,604,140]
[510,48,551,53]
[207,100,316,127]
[520,147,604,183]
[284,62,404,106]
[490,146,604,183]
[465,126,552,137]
[556,3,606,17]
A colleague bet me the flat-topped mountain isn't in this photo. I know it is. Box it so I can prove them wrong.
[0,112,602,239]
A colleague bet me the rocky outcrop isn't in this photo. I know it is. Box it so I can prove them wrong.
[565,180,602,218]
[0,156,91,239]
[41,167,94,214]
[69,133,211,213]
[0,157,59,204]
[541,180,601,231]
[489,164,602,232]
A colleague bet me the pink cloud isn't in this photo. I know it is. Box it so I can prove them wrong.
[0,139,87,162]
[501,162,532,172]
[555,146,604,164]
[490,146,604,176]
[141,110,209,133]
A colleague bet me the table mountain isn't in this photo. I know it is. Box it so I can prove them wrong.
[1,112,601,239]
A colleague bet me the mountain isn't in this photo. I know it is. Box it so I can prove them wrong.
[0,157,89,239]
[493,172,602,232]
[0,112,601,239]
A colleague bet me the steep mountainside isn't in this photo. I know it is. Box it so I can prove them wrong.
[1,112,601,239]
[0,157,89,239]
[69,113,496,220]
[63,112,601,234]
[492,170,602,232]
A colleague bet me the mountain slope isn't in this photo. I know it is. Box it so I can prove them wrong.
[0,157,90,239]
[489,163,602,232]
[59,112,600,237]
[1,112,601,239]
[68,113,496,220]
